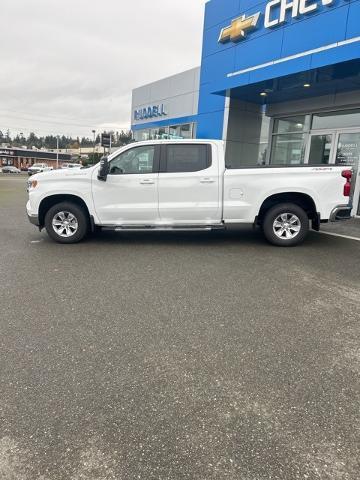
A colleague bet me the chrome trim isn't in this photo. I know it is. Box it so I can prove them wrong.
[329,205,353,222]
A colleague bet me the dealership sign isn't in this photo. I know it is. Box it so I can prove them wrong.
[219,0,344,43]
[134,104,167,121]
[0,149,15,156]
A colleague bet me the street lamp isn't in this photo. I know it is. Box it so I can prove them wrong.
[56,135,59,169]
[92,129,96,164]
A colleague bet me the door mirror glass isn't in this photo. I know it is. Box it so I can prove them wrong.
[98,156,110,181]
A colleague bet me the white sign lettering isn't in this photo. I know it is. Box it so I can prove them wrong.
[265,0,336,29]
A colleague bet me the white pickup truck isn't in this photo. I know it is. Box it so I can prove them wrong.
[28,163,53,176]
[26,140,353,246]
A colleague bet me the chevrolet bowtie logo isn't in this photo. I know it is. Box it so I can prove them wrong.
[218,12,261,43]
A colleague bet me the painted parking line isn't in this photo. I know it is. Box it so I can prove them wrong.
[317,231,360,242]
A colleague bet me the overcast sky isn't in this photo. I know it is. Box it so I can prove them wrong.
[0,0,205,138]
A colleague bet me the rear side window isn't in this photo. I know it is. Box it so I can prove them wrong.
[165,145,210,173]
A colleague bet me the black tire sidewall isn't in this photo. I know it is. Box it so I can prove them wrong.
[45,202,88,244]
[263,203,309,247]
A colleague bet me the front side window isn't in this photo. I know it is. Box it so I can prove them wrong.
[165,145,210,173]
[109,146,155,175]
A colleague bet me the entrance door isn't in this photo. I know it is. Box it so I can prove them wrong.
[334,131,360,215]
[306,129,360,215]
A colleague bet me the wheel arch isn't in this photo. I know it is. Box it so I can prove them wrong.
[38,194,91,228]
[257,192,319,228]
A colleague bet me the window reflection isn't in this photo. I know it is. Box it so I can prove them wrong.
[133,123,195,142]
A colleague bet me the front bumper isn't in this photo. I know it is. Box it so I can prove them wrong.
[27,213,40,226]
[26,200,40,227]
[329,205,353,222]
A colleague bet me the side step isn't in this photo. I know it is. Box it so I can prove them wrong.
[102,225,225,232]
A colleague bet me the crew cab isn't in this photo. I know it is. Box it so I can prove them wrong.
[26,140,353,246]
[28,163,53,176]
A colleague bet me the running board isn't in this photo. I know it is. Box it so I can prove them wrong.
[102,225,225,232]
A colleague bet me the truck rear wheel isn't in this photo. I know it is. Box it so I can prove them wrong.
[44,202,88,244]
[262,203,309,247]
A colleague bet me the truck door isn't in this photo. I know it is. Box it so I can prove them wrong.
[158,143,221,224]
[92,144,160,225]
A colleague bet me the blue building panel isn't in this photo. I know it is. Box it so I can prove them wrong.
[233,29,284,73]
[196,110,226,140]
[204,0,242,31]
[280,6,349,58]
[196,0,360,140]
[346,0,360,39]
[133,1,359,142]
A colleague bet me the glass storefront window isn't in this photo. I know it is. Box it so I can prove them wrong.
[169,125,182,139]
[308,134,333,164]
[273,116,307,134]
[134,130,150,142]
[180,124,192,139]
[270,134,305,165]
[134,123,195,142]
[169,124,193,139]
[312,109,360,130]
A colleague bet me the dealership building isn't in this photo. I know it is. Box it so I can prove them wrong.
[132,0,360,214]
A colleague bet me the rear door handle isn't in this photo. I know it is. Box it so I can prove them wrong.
[200,178,215,184]
[140,179,155,185]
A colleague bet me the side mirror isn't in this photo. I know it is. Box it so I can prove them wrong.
[98,156,110,181]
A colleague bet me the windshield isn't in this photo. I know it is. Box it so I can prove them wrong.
[32,164,44,168]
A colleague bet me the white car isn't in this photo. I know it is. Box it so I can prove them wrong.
[26,140,353,246]
[28,163,53,176]
[1,166,21,174]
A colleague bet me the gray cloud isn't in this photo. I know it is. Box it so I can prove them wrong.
[0,0,205,137]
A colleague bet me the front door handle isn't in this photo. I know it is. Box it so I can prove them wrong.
[200,178,215,184]
[140,179,155,185]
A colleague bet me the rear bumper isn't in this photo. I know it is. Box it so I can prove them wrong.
[329,205,353,222]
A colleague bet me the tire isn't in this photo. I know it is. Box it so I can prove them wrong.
[44,202,89,244]
[262,203,309,247]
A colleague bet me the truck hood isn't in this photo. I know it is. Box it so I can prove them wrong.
[31,166,96,182]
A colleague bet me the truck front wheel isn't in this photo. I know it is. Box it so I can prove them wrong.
[262,203,309,247]
[44,202,89,244]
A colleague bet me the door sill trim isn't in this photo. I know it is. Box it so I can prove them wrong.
[101,224,225,232]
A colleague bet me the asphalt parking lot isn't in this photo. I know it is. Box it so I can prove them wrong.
[1,173,359,480]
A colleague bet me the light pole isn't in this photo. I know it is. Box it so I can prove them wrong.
[92,129,96,164]
[56,135,59,169]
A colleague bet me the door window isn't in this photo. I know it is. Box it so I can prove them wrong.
[164,145,210,173]
[308,134,333,164]
[109,146,155,175]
